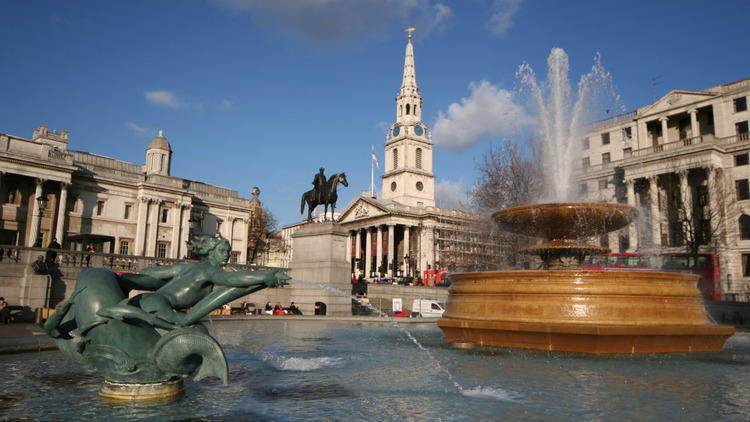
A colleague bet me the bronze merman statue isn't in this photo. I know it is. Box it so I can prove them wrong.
[44,235,288,399]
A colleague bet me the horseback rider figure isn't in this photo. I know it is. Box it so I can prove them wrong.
[312,168,327,204]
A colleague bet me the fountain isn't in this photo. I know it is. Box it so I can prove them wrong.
[438,48,734,353]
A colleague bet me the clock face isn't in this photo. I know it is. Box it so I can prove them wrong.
[390,182,397,192]
[392,126,400,136]
[416,181,423,191]
[414,125,424,136]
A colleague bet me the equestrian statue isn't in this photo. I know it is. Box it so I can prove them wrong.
[300,168,348,222]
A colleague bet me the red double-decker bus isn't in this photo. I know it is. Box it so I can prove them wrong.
[582,252,722,301]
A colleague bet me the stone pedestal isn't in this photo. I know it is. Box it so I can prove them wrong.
[289,222,351,316]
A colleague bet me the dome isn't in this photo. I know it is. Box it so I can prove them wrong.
[147,130,172,152]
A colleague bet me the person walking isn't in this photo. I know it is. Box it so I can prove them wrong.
[46,237,61,265]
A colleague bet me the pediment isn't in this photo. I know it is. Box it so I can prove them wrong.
[338,197,389,223]
[641,90,718,116]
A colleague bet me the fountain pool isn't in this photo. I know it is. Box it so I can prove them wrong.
[2,320,750,421]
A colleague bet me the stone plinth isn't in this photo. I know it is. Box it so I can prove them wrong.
[288,222,351,316]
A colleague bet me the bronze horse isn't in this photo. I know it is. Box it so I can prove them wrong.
[301,172,348,222]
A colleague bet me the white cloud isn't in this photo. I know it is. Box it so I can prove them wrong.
[126,121,147,134]
[486,0,523,36]
[145,90,183,109]
[435,180,469,210]
[220,99,234,109]
[432,80,531,151]
[212,0,452,48]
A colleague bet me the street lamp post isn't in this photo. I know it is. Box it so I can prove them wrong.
[35,195,48,247]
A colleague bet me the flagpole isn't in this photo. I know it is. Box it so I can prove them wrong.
[370,148,375,198]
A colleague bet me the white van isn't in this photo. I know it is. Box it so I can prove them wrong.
[411,299,445,318]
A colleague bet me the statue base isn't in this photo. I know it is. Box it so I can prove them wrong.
[99,379,184,401]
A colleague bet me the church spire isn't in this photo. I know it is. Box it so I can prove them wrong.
[396,27,421,124]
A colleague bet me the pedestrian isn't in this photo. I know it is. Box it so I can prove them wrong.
[46,237,61,265]
[264,301,273,315]
[0,297,10,324]
[85,243,96,266]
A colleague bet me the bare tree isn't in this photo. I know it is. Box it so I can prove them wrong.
[247,206,279,265]
[468,138,543,269]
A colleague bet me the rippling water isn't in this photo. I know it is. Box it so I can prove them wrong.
[1,321,749,421]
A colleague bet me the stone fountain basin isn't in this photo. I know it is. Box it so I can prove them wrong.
[437,270,735,354]
[492,202,638,240]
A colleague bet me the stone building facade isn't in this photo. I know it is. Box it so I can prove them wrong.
[579,78,750,299]
[0,126,258,263]
[336,32,501,280]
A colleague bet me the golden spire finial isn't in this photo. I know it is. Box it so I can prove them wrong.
[405,27,416,40]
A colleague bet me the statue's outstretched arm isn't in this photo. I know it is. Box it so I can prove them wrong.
[213,270,289,288]
[180,284,269,326]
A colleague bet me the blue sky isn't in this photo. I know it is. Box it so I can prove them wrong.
[2,0,749,226]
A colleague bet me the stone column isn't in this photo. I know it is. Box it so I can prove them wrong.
[679,170,693,222]
[706,167,719,237]
[376,226,383,276]
[387,224,395,277]
[146,199,161,257]
[354,229,361,276]
[179,203,192,259]
[365,228,372,278]
[238,217,249,264]
[135,197,149,255]
[626,179,638,251]
[403,225,410,275]
[55,182,68,241]
[27,178,45,246]
[649,176,660,247]
[689,108,700,139]
[660,116,669,145]
[170,205,183,258]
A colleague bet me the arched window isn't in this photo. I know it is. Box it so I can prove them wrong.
[399,105,402,116]
[414,104,418,115]
[740,214,750,240]
[393,148,398,169]
[416,148,422,169]
[406,104,411,115]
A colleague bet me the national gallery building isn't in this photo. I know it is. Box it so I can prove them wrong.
[0,125,260,264]
[579,78,750,299]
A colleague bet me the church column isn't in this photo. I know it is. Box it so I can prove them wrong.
[146,199,161,257]
[55,182,68,241]
[688,109,700,139]
[365,228,372,278]
[355,229,361,276]
[345,232,352,263]
[649,176,660,247]
[660,116,669,145]
[135,197,149,255]
[26,178,45,246]
[170,205,183,258]
[376,226,383,276]
[403,225,410,275]
[626,179,638,251]
[387,224,395,277]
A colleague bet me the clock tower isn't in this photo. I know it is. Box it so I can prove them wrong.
[381,28,435,208]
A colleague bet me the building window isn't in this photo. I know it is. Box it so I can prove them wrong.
[124,204,132,220]
[602,152,611,164]
[598,179,608,190]
[230,251,240,264]
[744,254,750,277]
[406,104,411,115]
[96,200,105,216]
[416,148,422,169]
[161,208,169,223]
[735,97,748,113]
[601,132,610,145]
[622,127,632,140]
[737,121,749,135]
[157,242,169,258]
[582,138,589,149]
[119,239,131,255]
[579,183,588,193]
[740,215,750,240]
[737,179,750,200]
[736,153,749,166]
[582,157,590,168]
[623,147,632,158]
[393,148,398,169]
